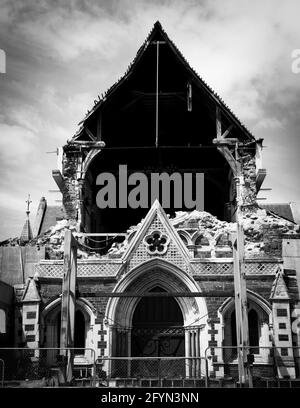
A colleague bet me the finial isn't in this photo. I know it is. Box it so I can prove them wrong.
[26,194,32,216]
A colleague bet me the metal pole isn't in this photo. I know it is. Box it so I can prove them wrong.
[155,41,159,148]
[234,143,252,387]
[60,230,77,383]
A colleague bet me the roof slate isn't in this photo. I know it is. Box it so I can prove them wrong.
[260,203,295,223]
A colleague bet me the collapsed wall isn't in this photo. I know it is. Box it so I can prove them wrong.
[14,205,298,261]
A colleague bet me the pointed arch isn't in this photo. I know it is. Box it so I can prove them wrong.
[105,258,208,359]
[106,258,207,328]
[219,290,272,360]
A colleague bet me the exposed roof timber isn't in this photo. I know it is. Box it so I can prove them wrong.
[87,167,227,174]
[132,90,185,97]
[215,145,240,176]
[78,291,235,297]
[73,21,255,142]
[85,127,96,141]
[256,168,267,191]
[220,125,234,139]
[52,169,65,193]
[120,94,144,112]
[69,140,105,147]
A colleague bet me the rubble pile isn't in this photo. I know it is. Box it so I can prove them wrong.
[1,206,298,260]
[242,207,299,257]
[32,208,300,259]
[31,220,90,260]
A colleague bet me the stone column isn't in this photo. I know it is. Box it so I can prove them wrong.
[270,268,296,378]
[21,278,41,362]
[282,234,300,375]
[185,329,191,378]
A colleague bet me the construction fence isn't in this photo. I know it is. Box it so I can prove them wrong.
[205,346,300,388]
[0,348,96,387]
[0,346,300,387]
[103,356,206,380]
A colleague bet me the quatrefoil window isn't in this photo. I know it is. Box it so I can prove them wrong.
[143,231,170,255]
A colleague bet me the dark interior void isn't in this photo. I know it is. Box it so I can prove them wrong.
[55,310,85,354]
[231,309,259,355]
[80,27,242,233]
[82,146,232,233]
[131,287,185,357]
[84,28,246,147]
[74,310,86,354]
[132,287,183,327]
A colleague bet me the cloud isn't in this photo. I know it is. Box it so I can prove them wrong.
[0,123,37,164]
[0,0,300,239]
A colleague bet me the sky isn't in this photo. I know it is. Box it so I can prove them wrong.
[0,0,300,240]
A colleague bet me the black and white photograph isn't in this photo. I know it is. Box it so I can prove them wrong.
[0,0,300,400]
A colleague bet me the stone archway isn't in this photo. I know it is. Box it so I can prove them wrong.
[105,259,208,366]
[41,297,96,364]
[219,291,272,365]
[131,286,185,358]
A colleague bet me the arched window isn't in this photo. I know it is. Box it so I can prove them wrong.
[223,299,270,360]
[179,234,188,245]
[0,309,6,334]
[44,302,91,352]
[216,233,231,247]
[230,309,259,354]
[195,235,209,246]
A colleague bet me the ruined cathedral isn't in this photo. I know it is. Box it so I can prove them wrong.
[1,22,300,387]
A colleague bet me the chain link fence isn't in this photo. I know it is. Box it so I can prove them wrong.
[1,346,300,387]
[205,346,300,387]
[99,356,206,384]
[0,348,96,387]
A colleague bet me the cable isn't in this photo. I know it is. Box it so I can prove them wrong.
[86,233,127,244]
[103,309,221,331]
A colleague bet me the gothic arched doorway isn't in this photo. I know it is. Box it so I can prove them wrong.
[131,287,185,358]
[105,260,209,379]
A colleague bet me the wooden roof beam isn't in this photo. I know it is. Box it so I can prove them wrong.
[52,169,66,193]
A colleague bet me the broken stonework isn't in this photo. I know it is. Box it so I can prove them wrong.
[3,205,298,261]
[242,207,299,258]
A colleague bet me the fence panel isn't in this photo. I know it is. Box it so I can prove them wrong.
[0,348,96,387]
[205,346,300,387]
[101,356,206,381]
[1,346,300,387]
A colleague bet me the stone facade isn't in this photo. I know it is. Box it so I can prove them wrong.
[1,21,300,385]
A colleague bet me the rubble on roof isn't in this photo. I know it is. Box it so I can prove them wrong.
[1,204,299,260]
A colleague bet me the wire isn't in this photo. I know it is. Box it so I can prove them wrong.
[103,309,221,331]
[86,233,126,244]
[77,240,105,251]
[75,230,129,252]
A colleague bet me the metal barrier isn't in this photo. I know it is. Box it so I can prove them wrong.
[205,346,300,387]
[0,348,96,387]
[100,356,206,381]
[1,346,300,387]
